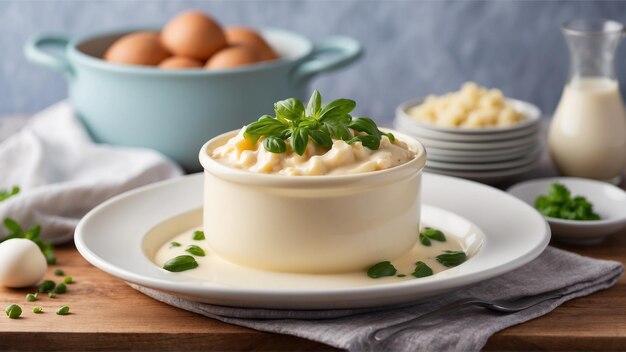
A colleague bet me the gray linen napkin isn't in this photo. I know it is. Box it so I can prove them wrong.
[132,246,623,351]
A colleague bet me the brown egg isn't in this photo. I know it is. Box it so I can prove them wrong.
[158,56,204,69]
[161,11,227,61]
[205,46,261,69]
[104,32,171,66]
[225,26,279,61]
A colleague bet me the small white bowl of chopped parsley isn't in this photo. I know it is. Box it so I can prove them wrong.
[508,177,626,245]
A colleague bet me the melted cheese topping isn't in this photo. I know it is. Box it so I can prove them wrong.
[211,128,415,176]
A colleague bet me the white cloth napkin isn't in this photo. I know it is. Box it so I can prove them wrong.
[0,102,183,243]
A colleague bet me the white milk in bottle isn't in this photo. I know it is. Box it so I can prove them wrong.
[548,19,626,182]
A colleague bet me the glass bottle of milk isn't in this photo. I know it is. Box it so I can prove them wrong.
[548,19,626,183]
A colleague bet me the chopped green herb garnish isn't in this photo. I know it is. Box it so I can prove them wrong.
[535,183,600,221]
[412,261,434,278]
[367,261,397,278]
[422,228,446,242]
[0,186,19,202]
[169,241,181,248]
[64,276,73,284]
[5,304,22,319]
[38,280,55,293]
[1,218,55,264]
[163,255,199,272]
[48,292,56,298]
[53,269,64,276]
[436,251,467,268]
[245,90,394,156]
[419,232,431,246]
[33,306,43,314]
[185,245,206,257]
[53,282,67,294]
[192,231,205,241]
[56,306,70,315]
[26,293,37,302]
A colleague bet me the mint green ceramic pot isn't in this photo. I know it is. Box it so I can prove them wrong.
[25,29,362,171]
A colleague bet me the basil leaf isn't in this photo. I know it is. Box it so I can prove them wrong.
[185,245,206,257]
[349,117,381,138]
[436,251,467,268]
[193,230,205,240]
[318,98,356,122]
[263,136,287,153]
[274,98,305,122]
[419,232,431,246]
[367,261,397,278]
[298,119,318,129]
[412,261,433,278]
[163,255,199,272]
[169,242,181,248]
[347,135,381,150]
[322,119,352,141]
[245,115,286,137]
[306,90,322,117]
[421,227,446,242]
[309,129,333,149]
[291,127,309,156]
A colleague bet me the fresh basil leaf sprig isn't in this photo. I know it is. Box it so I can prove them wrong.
[1,218,56,265]
[245,90,395,156]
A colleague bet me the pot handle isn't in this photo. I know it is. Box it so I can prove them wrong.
[291,36,362,86]
[24,34,74,77]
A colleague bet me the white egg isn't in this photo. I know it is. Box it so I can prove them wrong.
[0,238,47,288]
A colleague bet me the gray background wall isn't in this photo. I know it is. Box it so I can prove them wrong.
[2,0,626,123]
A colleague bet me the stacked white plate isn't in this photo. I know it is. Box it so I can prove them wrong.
[394,98,542,184]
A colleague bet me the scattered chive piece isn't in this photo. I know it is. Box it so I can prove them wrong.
[53,282,67,294]
[5,304,22,319]
[56,306,70,315]
[53,269,64,276]
[412,261,434,278]
[26,293,37,302]
[436,251,467,268]
[48,292,56,298]
[64,276,73,284]
[367,261,397,278]
[33,306,43,314]
[192,230,205,241]
[163,255,199,272]
[169,241,181,248]
[38,280,55,293]
[185,245,206,257]
[397,274,407,278]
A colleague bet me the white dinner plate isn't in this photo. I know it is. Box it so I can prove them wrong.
[419,134,539,150]
[75,173,550,309]
[394,116,540,142]
[426,149,541,171]
[425,161,540,184]
[425,143,538,158]
[428,146,542,163]
[396,98,542,135]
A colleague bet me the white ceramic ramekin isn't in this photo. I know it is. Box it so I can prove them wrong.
[199,130,427,274]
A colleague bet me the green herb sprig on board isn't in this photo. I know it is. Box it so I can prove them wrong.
[245,90,395,156]
[0,186,19,202]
